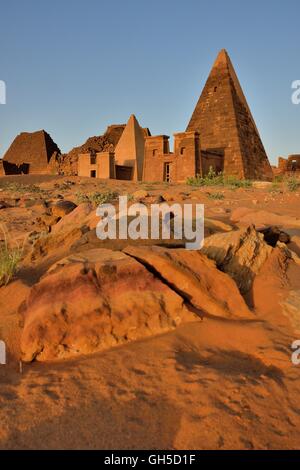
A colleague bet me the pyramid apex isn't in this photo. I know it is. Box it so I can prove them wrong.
[125,114,140,128]
[214,49,230,66]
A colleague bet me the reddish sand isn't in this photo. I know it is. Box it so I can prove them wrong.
[0,175,300,449]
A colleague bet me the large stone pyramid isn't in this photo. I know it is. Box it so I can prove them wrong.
[114,114,147,181]
[187,49,273,180]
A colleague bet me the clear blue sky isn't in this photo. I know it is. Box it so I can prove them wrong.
[0,0,299,165]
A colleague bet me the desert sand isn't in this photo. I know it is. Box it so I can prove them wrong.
[0,175,300,450]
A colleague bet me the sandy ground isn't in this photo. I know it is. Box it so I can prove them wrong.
[0,175,300,449]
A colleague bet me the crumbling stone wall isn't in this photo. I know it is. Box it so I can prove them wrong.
[60,125,126,175]
[275,155,300,176]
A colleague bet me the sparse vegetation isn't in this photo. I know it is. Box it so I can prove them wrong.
[207,192,225,200]
[0,230,22,287]
[269,181,281,193]
[186,167,223,187]
[186,167,252,188]
[126,194,135,202]
[76,190,119,206]
[2,182,44,194]
[225,175,252,188]
[286,177,300,192]
[273,175,284,183]
[75,191,89,204]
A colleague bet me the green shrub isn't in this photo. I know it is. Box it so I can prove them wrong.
[75,191,89,204]
[76,190,119,206]
[286,177,300,192]
[90,191,119,205]
[186,175,205,186]
[224,175,252,188]
[186,167,252,188]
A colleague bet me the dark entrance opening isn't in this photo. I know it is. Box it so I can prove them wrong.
[115,165,133,180]
[201,149,225,176]
[90,170,96,178]
[164,162,171,182]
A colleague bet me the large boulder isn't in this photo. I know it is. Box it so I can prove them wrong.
[252,246,300,332]
[231,208,300,229]
[205,217,233,233]
[51,200,77,218]
[258,226,290,247]
[27,225,87,263]
[280,290,300,334]
[289,235,300,257]
[20,249,198,362]
[51,202,93,234]
[0,280,30,360]
[201,226,272,294]
[123,245,251,319]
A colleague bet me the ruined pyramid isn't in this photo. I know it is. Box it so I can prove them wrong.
[2,130,60,175]
[187,49,273,180]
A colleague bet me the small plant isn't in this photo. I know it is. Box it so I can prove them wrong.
[3,183,43,194]
[203,167,224,186]
[273,175,284,183]
[207,192,225,200]
[75,191,89,204]
[186,167,251,189]
[89,191,119,206]
[186,175,205,186]
[0,230,22,287]
[224,175,252,188]
[286,177,299,192]
[269,181,281,193]
[76,190,119,206]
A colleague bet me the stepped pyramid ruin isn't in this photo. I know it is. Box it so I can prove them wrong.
[0,130,60,175]
[187,49,273,180]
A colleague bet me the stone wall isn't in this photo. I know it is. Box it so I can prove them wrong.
[62,125,126,176]
[143,132,201,182]
[78,152,116,179]
[275,155,300,175]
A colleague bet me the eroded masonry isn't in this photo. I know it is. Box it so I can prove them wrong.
[1,50,278,181]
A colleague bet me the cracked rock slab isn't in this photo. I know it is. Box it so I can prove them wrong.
[123,245,251,320]
[20,248,198,362]
[201,225,272,294]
